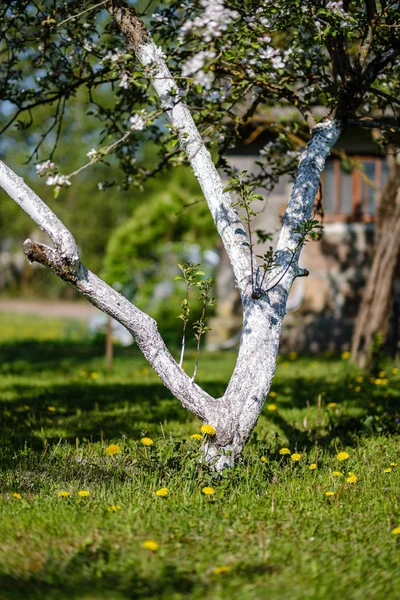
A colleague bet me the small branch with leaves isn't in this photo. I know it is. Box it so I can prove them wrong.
[175,262,205,368]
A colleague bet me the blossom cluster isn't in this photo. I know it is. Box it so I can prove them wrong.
[179,0,239,43]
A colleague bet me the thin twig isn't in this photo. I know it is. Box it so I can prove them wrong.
[57,0,109,27]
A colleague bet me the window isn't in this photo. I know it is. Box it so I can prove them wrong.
[321,157,389,222]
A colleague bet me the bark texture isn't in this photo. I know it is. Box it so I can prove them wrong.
[351,155,400,369]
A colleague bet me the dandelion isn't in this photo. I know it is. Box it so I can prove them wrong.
[11,493,22,499]
[384,468,392,473]
[291,453,301,462]
[391,368,398,375]
[105,444,121,455]
[58,491,70,498]
[279,448,291,455]
[337,451,350,461]
[309,463,317,470]
[390,463,397,467]
[141,540,159,551]
[289,351,298,360]
[341,351,350,360]
[332,471,343,477]
[269,391,277,398]
[90,372,98,380]
[214,565,231,574]
[191,434,202,440]
[47,406,56,412]
[356,376,364,383]
[200,424,216,436]
[260,456,268,463]
[346,472,357,483]
[107,505,122,512]
[202,486,216,495]
[78,490,90,497]
[267,404,277,411]
[392,527,400,535]
[156,487,168,498]
[355,386,361,392]
[141,437,154,446]
[325,491,335,497]
[23,405,30,410]
[328,402,337,408]
[378,371,386,377]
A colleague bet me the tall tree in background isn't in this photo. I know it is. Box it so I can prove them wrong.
[0,0,399,468]
[351,152,400,369]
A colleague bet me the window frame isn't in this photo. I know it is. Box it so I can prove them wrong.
[320,156,387,223]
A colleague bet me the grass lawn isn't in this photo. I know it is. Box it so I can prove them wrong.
[0,313,399,600]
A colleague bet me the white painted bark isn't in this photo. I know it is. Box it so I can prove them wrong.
[108,4,253,296]
[0,161,79,265]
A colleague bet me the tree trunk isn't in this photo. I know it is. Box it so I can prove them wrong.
[351,155,400,369]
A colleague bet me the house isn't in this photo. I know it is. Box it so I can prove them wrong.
[208,125,398,353]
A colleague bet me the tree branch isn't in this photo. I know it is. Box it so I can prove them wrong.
[107,0,253,296]
[0,160,212,420]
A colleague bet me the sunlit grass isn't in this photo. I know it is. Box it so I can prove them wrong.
[0,314,399,599]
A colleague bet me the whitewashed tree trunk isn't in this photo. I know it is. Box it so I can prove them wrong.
[0,5,342,470]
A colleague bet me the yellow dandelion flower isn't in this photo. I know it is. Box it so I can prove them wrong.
[269,391,277,398]
[337,451,350,461]
[141,540,159,551]
[325,491,335,497]
[291,453,301,462]
[90,372,98,379]
[11,493,22,499]
[328,402,337,408]
[58,491,70,498]
[202,486,216,495]
[78,490,90,497]
[392,527,400,535]
[105,444,121,455]
[214,565,231,574]
[391,368,398,375]
[155,487,168,498]
[140,437,154,446]
[332,471,343,477]
[341,351,350,360]
[279,448,291,455]
[47,406,56,412]
[369,402,376,408]
[80,370,88,377]
[200,424,216,436]
[356,376,364,383]
[260,456,268,463]
[289,351,298,360]
[379,371,386,378]
[390,463,397,467]
[355,386,361,392]
[107,505,121,512]
[23,405,30,410]
[346,472,357,483]
[309,463,317,470]
[384,468,392,473]
[191,434,202,440]
[267,404,277,411]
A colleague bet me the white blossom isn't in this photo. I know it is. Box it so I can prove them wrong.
[35,160,54,176]
[87,149,97,159]
[180,0,239,43]
[119,73,130,89]
[46,174,71,187]
[129,112,146,131]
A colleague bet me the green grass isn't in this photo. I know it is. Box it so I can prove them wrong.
[0,315,399,600]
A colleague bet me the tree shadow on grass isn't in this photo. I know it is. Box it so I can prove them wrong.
[0,559,275,600]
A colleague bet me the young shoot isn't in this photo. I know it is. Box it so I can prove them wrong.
[192,277,216,382]
[174,262,204,368]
